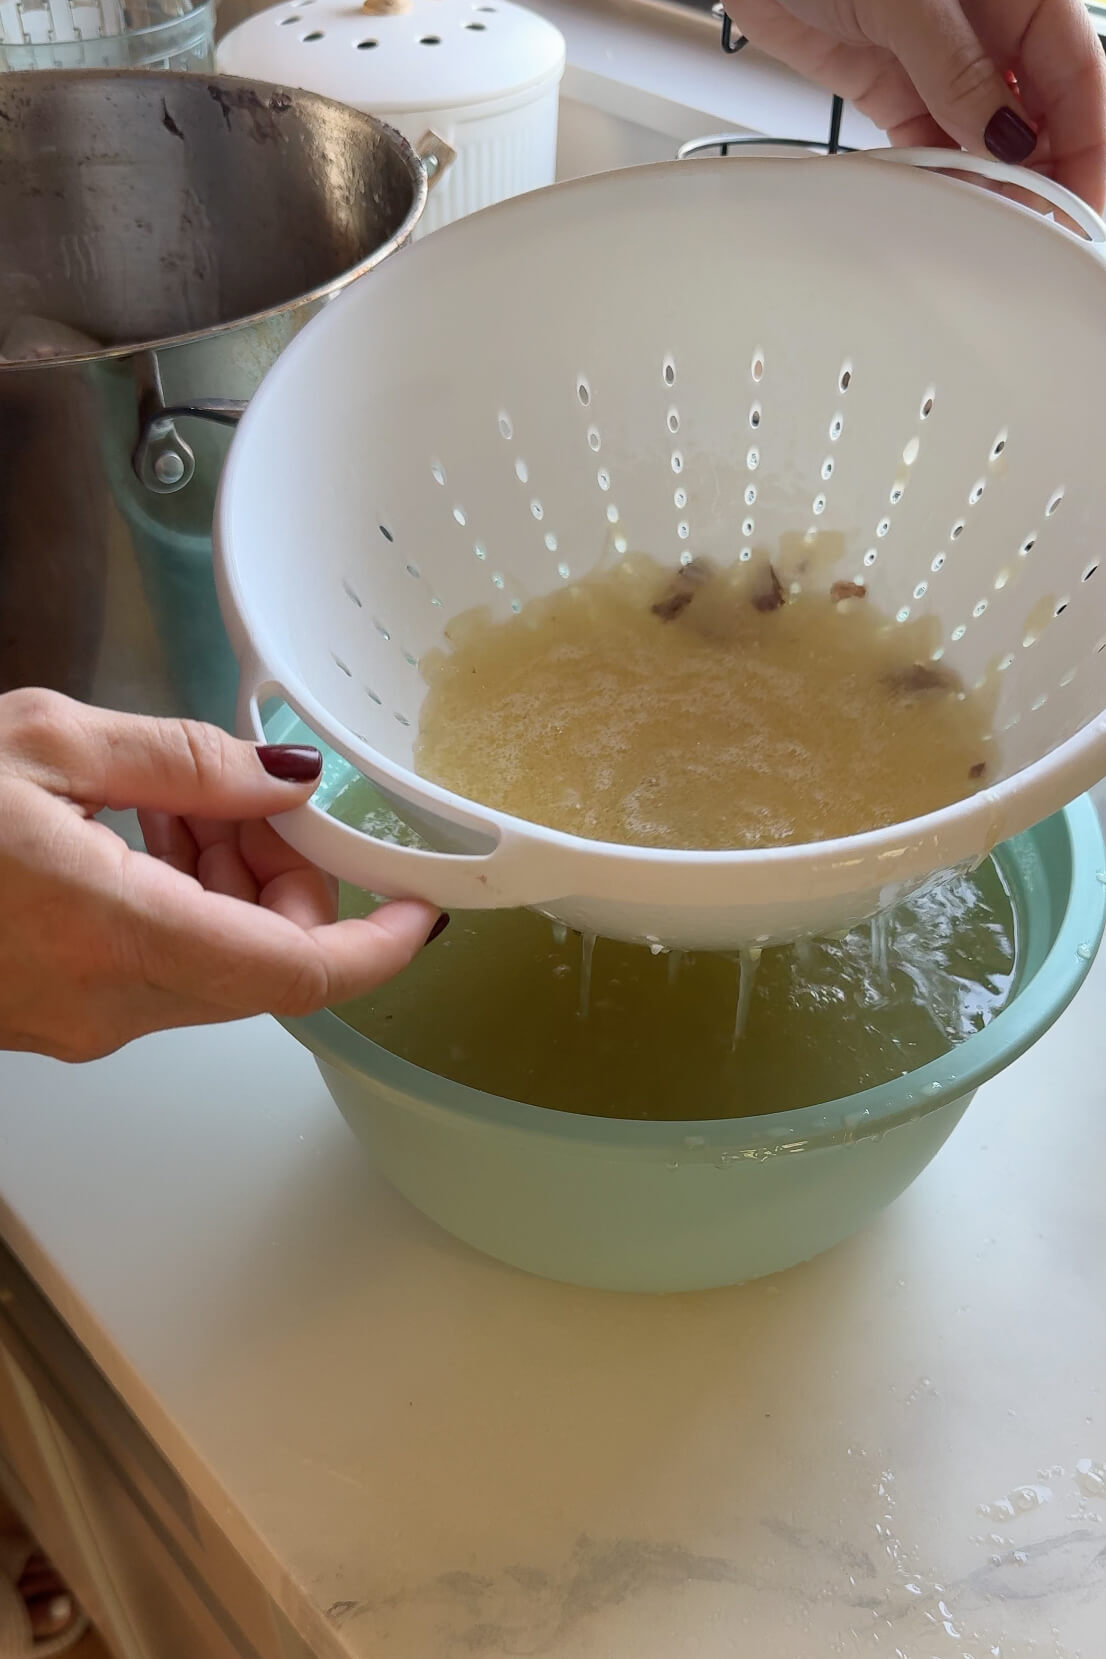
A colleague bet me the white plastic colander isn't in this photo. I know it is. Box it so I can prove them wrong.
[216,149,1106,952]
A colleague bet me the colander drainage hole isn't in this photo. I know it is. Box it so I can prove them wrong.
[557,562,571,580]
[395,711,411,725]
[663,356,676,387]
[280,13,299,21]
[1084,562,1099,582]
[465,20,487,28]
[587,425,601,452]
[531,499,543,520]
[302,29,323,39]
[576,377,591,407]
[341,579,363,607]
[920,389,935,419]
[405,562,420,579]
[931,552,946,572]
[667,408,680,435]
[419,34,441,45]
[544,531,558,552]
[356,37,377,47]
[829,414,844,441]
[332,654,351,676]
[1046,488,1065,516]
[838,361,852,392]
[751,350,765,382]
[498,411,513,440]
[515,457,529,483]
[379,524,394,543]
[749,403,762,430]
[1055,598,1069,617]
[365,688,382,706]
[951,521,965,540]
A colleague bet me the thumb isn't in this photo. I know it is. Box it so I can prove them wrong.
[862,0,1038,168]
[12,692,324,819]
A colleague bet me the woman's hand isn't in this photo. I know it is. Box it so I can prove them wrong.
[0,689,441,1062]
[726,0,1106,210]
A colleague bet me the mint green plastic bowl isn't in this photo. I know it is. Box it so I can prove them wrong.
[288,799,1105,1293]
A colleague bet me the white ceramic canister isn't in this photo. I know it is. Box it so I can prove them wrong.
[216,0,565,234]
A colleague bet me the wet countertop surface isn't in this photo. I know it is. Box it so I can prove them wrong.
[0,857,1104,1657]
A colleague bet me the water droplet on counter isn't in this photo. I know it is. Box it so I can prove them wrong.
[1076,1458,1106,1497]
[1011,1483,1053,1512]
[1077,942,1093,960]
[978,1497,1017,1521]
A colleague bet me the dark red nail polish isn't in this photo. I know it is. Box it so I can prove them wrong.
[425,913,450,944]
[984,106,1037,166]
[256,744,323,783]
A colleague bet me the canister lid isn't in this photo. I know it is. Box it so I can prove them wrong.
[217,0,565,116]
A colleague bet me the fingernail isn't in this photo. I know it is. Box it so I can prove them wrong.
[256,744,323,784]
[984,106,1037,165]
[425,912,450,944]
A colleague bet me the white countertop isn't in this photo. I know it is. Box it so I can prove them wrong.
[1,810,1105,1659]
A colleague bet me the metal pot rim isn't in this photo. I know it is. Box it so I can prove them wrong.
[0,69,430,373]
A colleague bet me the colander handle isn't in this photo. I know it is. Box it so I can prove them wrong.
[235,661,565,911]
[867,146,1106,246]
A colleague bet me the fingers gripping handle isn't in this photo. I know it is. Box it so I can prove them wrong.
[234,654,546,911]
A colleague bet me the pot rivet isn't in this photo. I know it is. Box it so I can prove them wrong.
[154,451,186,486]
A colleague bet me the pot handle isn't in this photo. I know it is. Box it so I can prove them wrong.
[132,398,247,495]
[415,130,456,193]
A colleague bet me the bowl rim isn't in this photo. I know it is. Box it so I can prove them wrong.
[286,796,1106,1157]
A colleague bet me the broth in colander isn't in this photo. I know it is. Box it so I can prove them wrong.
[413,551,995,850]
[329,778,1017,1120]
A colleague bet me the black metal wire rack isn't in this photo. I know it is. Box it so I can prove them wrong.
[716,5,848,155]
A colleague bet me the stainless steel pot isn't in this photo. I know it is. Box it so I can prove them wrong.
[0,71,452,727]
